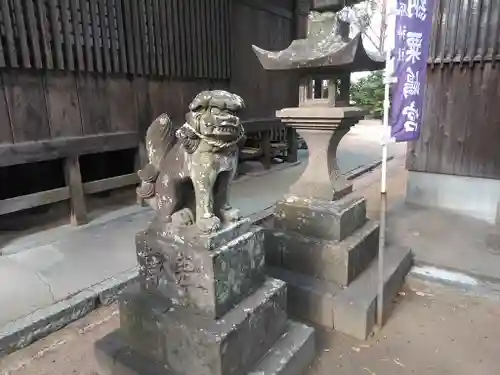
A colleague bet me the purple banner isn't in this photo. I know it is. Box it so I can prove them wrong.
[390,0,434,142]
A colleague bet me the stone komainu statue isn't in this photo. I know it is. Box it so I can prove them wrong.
[136,90,246,233]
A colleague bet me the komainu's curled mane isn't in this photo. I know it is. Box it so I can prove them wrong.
[136,90,246,234]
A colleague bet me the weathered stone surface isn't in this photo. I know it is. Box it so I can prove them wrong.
[268,267,339,329]
[247,321,315,375]
[118,278,287,375]
[266,219,379,286]
[274,193,366,241]
[95,320,314,375]
[136,90,247,234]
[148,217,253,250]
[135,226,266,319]
[333,246,413,340]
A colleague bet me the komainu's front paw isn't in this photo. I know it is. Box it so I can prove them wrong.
[171,208,194,226]
[221,207,241,223]
[197,215,221,233]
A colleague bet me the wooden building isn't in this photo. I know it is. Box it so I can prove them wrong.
[405,0,500,223]
[0,0,309,225]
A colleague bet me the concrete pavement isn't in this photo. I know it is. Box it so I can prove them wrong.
[0,124,405,355]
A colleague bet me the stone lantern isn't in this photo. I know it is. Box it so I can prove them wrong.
[253,16,384,200]
[252,15,412,340]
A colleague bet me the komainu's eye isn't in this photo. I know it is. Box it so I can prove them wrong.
[211,107,221,115]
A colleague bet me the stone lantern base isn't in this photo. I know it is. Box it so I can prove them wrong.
[265,106,413,340]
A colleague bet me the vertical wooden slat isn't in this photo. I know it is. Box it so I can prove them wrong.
[121,0,134,73]
[176,0,187,77]
[184,0,194,77]
[49,0,66,69]
[13,0,32,68]
[89,0,103,72]
[25,0,43,68]
[64,156,88,226]
[202,0,212,78]
[99,0,112,73]
[429,0,438,67]
[60,0,75,71]
[479,0,491,63]
[1,0,18,67]
[138,0,150,75]
[146,0,157,75]
[214,0,223,79]
[490,0,499,62]
[199,0,209,78]
[69,0,85,70]
[114,0,128,73]
[456,0,470,66]
[131,0,144,74]
[447,0,460,61]
[438,0,452,66]
[467,0,482,67]
[170,0,181,77]
[223,0,231,78]
[0,75,13,143]
[210,0,218,79]
[0,30,5,68]
[192,0,202,78]
[81,0,94,71]
[159,0,170,76]
[36,0,54,69]
[153,0,164,75]
[107,0,121,72]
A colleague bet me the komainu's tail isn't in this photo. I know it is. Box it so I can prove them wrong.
[137,113,176,200]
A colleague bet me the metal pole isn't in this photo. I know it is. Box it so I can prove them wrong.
[377,0,394,329]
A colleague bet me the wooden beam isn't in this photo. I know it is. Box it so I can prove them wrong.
[0,187,70,216]
[0,132,138,167]
[83,173,139,195]
[64,156,87,225]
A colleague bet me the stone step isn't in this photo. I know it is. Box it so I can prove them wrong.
[274,194,367,242]
[266,219,379,286]
[249,321,315,375]
[112,278,289,375]
[95,320,315,375]
[268,246,413,340]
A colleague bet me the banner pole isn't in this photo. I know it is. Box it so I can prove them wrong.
[377,0,394,329]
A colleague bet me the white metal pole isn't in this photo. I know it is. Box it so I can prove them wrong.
[377,0,394,329]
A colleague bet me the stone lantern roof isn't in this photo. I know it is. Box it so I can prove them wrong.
[252,32,384,75]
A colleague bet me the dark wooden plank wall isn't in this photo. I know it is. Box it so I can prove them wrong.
[407,0,500,179]
[230,0,300,119]
[0,0,231,78]
[0,0,233,150]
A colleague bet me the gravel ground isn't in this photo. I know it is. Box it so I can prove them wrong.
[1,279,499,375]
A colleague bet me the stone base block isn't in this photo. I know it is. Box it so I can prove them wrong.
[136,226,266,319]
[274,194,366,241]
[333,246,413,340]
[148,217,253,250]
[116,278,288,375]
[95,321,315,375]
[266,220,379,286]
[268,246,413,340]
[267,267,340,329]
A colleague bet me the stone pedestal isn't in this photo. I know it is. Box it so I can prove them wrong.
[94,218,315,375]
[268,106,413,340]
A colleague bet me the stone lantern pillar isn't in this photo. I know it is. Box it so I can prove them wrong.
[253,19,412,340]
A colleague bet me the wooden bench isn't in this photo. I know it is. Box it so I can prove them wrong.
[0,132,142,226]
[240,119,298,169]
